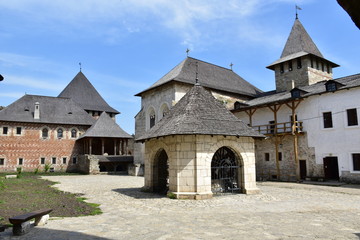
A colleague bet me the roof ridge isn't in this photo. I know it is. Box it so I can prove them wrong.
[187,57,233,72]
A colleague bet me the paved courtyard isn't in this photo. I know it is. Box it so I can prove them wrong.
[1,175,360,240]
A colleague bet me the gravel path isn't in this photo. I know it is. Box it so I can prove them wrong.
[1,175,360,240]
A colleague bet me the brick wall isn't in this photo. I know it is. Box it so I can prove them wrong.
[0,121,88,173]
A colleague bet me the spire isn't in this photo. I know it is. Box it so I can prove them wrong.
[281,18,323,58]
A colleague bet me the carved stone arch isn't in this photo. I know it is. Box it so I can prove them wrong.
[204,138,250,194]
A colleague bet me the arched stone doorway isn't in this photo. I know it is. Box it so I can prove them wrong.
[153,149,169,194]
[211,147,242,194]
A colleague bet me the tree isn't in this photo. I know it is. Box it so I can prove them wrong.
[337,0,360,29]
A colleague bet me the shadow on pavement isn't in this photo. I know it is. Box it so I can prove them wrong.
[0,227,111,240]
[112,187,166,199]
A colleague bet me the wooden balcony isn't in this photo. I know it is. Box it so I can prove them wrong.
[252,121,303,135]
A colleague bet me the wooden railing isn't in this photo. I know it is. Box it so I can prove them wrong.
[252,121,303,135]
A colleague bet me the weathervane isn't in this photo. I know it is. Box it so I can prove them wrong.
[79,62,82,72]
[295,5,302,19]
[186,48,190,57]
[230,62,233,71]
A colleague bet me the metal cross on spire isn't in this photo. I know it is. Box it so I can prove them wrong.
[79,62,82,72]
[295,5,302,19]
[230,62,233,71]
[186,48,190,57]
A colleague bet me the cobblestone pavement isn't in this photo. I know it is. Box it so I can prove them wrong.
[2,175,360,240]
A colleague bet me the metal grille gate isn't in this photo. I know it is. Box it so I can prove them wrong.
[211,147,240,194]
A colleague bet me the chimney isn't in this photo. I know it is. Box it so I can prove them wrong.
[34,102,40,119]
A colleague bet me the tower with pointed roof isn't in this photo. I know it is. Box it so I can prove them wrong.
[267,17,339,92]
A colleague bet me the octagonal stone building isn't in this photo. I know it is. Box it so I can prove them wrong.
[137,83,264,199]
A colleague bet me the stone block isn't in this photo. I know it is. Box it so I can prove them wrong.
[13,221,31,236]
[34,214,49,226]
[5,175,17,179]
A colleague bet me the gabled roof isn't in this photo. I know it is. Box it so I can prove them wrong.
[136,57,262,97]
[267,19,339,69]
[136,84,264,141]
[0,95,94,125]
[232,73,360,110]
[78,112,132,139]
[58,72,119,114]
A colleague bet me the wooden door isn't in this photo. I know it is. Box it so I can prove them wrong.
[299,160,307,180]
[323,157,339,180]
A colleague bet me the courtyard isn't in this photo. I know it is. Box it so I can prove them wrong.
[1,175,360,240]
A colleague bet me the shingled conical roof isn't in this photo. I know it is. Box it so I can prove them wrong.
[136,84,263,141]
[78,112,132,139]
[267,18,338,69]
[58,72,119,114]
[136,57,262,97]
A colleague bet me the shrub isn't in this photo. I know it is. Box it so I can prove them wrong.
[44,163,51,173]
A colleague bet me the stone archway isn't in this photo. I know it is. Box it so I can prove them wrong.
[211,146,242,194]
[153,149,169,194]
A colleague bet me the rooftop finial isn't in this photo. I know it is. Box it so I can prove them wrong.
[295,5,302,19]
[195,61,199,85]
[186,48,190,57]
[79,62,82,72]
[230,62,233,71]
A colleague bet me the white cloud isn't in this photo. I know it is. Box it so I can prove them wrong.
[0,0,298,48]
[0,92,24,99]
[4,75,64,92]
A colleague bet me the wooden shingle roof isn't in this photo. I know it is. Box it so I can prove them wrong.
[267,19,339,69]
[78,112,132,139]
[136,57,262,97]
[136,84,264,141]
[0,95,94,125]
[58,72,119,114]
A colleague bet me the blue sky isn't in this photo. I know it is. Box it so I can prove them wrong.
[0,0,359,134]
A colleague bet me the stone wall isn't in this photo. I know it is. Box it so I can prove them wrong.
[143,135,258,199]
[0,121,87,172]
[77,155,100,174]
[274,56,332,92]
[255,134,322,181]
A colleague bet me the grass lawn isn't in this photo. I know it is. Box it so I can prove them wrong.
[0,172,102,226]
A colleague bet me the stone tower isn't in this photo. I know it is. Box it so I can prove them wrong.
[267,17,339,92]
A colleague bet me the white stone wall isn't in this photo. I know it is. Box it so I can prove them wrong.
[234,86,360,182]
[143,135,258,199]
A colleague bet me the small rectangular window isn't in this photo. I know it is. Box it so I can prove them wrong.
[52,157,56,164]
[347,108,358,126]
[265,153,270,161]
[62,157,67,164]
[323,112,333,128]
[310,56,314,68]
[321,62,324,71]
[16,127,22,135]
[326,82,337,92]
[353,153,360,171]
[278,152,282,161]
[72,156,77,164]
[288,60,293,71]
[280,63,284,73]
[40,157,45,165]
[269,121,275,134]
[3,126,8,135]
[18,158,23,165]
[297,58,302,69]
[0,158,4,165]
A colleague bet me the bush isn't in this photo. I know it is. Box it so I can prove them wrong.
[44,163,51,173]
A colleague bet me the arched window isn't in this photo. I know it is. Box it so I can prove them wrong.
[148,108,156,129]
[42,128,49,138]
[71,129,77,138]
[57,128,63,139]
[159,103,170,120]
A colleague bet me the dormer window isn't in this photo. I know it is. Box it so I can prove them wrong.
[290,88,307,99]
[325,80,344,92]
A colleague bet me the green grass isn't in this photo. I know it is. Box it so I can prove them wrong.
[0,173,102,226]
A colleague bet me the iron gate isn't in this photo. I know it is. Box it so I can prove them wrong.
[211,147,241,194]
